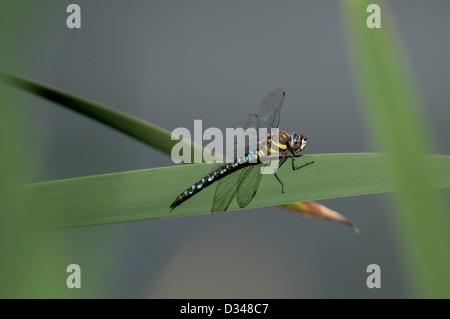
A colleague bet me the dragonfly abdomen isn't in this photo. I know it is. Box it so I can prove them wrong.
[170,151,261,210]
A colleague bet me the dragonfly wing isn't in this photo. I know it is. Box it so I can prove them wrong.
[256,88,285,129]
[236,165,262,208]
[215,89,285,164]
[211,170,242,212]
[219,113,259,163]
[212,89,285,211]
[239,112,260,130]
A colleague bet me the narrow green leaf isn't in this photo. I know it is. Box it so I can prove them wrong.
[341,1,450,297]
[23,153,450,228]
[0,73,201,158]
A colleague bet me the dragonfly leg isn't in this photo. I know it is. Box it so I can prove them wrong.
[291,153,314,170]
[274,154,288,193]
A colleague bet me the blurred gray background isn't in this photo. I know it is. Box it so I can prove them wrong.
[1,0,449,297]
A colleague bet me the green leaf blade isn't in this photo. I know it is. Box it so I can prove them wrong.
[24,153,450,228]
[341,1,450,297]
[0,73,200,157]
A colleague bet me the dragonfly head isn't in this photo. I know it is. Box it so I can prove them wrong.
[290,132,307,153]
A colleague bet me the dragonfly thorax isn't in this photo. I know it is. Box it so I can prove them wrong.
[290,132,307,153]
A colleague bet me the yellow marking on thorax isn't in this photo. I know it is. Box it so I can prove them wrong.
[273,142,287,150]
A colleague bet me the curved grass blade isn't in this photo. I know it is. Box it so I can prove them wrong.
[0,73,201,159]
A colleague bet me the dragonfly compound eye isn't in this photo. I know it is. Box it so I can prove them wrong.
[300,136,307,150]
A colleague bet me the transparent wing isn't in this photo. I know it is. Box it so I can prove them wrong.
[211,168,244,212]
[211,89,285,211]
[221,113,260,163]
[221,88,285,164]
[236,165,263,208]
[210,113,259,211]
[255,88,285,129]
[232,89,285,207]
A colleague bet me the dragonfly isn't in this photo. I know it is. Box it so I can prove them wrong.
[170,88,314,212]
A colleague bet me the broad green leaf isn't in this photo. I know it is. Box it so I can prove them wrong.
[24,153,450,229]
